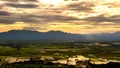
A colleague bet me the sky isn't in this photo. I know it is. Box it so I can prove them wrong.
[0,0,120,34]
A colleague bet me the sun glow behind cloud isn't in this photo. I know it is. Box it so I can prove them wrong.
[0,0,120,34]
[38,0,63,5]
[0,22,28,32]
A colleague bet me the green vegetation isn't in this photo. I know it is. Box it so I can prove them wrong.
[0,41,120,67]
[0,42,120,59]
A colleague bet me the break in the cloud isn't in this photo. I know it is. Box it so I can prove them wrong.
[0,0,120,34]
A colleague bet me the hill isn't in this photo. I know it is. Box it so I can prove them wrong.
[0,30,120,42]
[0,30,84,41]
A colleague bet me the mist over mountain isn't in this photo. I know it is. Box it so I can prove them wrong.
[0,30,120,42]
[87,32,120,41]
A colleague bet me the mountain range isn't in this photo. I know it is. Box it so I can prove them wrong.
[0,30,120,42]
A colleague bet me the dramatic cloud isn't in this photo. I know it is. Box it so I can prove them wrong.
[0,11,11,16]
[0,12,79,24]
[0,19,15,24]
[5,3,38,8]
[0,0,120,34]
[83,15,120,23]
[1,0,38,2]
[0,14,39,24]
[67,2,95,12]
[32,15,79,22]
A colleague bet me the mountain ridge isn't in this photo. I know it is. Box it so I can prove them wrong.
[0,30,84,41]
[0,30,120,41]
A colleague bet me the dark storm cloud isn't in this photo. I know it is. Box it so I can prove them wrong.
[0,11,11,16]
[0,13,20,24]
[0,18,15,24]
[0,13,80,24]
[83,15,120,23]
[5,3,38,8]
[0,13,39,24]
[0,0,80,24]
[36,15,79,22]
[2,13,119,25]
[67,2,95,12]
[2,0,17,1]
[2,0,38,2]
[20,14,80,23]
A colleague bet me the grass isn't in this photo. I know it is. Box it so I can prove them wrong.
[0,43,120,60]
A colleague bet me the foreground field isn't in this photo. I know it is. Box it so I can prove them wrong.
[0,42,120,68]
